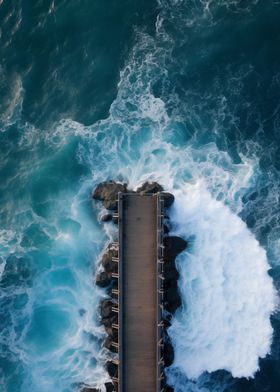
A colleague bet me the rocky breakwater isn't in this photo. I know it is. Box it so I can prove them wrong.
[83,181,186,392]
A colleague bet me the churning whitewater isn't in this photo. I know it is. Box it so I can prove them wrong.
[168,185,276,380]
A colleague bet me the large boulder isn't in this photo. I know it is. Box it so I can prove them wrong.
[100,214,112,222]
[102,247,118,273]
[93,181,127,210]
[105,383,114,392]
[100,299,114,319]
[162,192,175,208]
[106,361,118,378]
[164,268,179,283]
[163,337,174,367]
[96,271,111,287]
[136,181,163,194]
[100,299,118,328]
[105,326,118,339]
[163,236,187,263]
[164,285,182,313]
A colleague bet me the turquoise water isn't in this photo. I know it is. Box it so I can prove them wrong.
[1,1,280,391]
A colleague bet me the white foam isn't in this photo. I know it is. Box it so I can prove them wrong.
[167,183,276,379]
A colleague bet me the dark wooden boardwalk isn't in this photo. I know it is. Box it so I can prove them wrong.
[118,193,163,392]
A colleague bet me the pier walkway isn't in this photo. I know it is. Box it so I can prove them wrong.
[115,192,164,392]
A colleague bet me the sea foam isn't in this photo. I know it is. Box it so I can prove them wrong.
[167,183,276,380]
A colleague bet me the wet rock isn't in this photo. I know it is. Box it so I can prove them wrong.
[164,267,179,283]
[81,387,100,392]
[163,236,187,263]
[165,386,174,392]
[101,214,112,222]
[105,383,114,392]
[100,299,118,328]
[101,313,118,328]
[164,224,170,234]
[162,192,175,208]
[106,361,118,378]
[92,181,127,210]
[100,299,114,319]
[105,326,118,339]
[112,215,118,224]
[103,336,118,353]
[163,317,172,329]
[102,248,118,273]
[136,181,163,194]
[96,271,111,287]
[164,285,181,313]
[164,337,174,367]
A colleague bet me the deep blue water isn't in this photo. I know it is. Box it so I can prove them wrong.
[1,1,280,391]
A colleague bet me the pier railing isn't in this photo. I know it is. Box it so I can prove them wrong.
[156,192,165,392]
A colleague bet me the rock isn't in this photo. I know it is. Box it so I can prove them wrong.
[165,386,174,392]
[164,268,179,283]
[101,313,118,328]
[79,308,86,317]
[164,285,182,313]
[106,361,118,378]
[112,215,118,224]
[100,299,114,319]
[164,224,170,234]
[105,383,114,392]
[100,299,118,328]
[81,387,100,392]
[162,192,175,208]
[136,181,163,194]
[105,326,118,339]
[96,271,111,287]
[163,236,187,263]
[163,317,172,329]
[164,338,174,367]
[102,248,118,273]
[101,214,112,222]
[103,336,118,353]
[93,181,127,210]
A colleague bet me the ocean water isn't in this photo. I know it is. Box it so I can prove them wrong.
[1,1,280,391]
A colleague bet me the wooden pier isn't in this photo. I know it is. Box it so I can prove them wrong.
[113,192,165,392]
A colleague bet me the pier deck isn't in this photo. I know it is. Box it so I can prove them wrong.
[117,193,164,392]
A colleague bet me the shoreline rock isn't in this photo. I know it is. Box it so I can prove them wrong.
[92,181,127,210]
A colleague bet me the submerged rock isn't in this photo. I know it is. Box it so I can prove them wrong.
[92,181,127,210]
[136,181,163,194]
[79,308,86,317]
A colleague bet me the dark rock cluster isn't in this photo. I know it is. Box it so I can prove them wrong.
[96,245,118,288]
[82,180,187,392]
